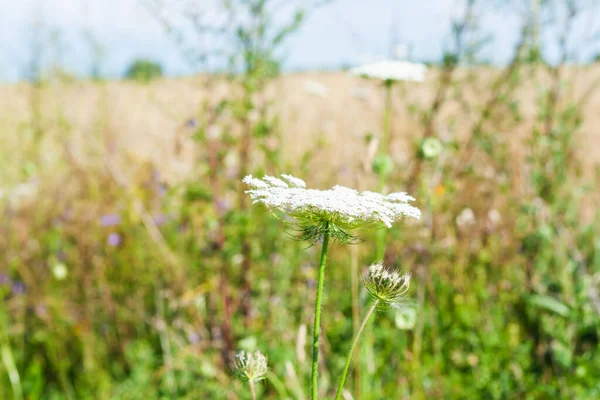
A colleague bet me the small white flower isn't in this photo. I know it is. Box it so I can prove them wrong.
[488,209,501,226]
[364,262,412,309]
[231,350,268,382]
[1,181,39,209]
[243,174,420,242]
[350,60,427,82]
[52,263,68,280]
[456,208,476,228]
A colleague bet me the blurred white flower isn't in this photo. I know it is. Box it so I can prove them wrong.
[52,263,68,280]
[395,307,417,330]
[364,262,412,309]
[232,254,244,265]
[456,208,476,228]
[303,80,329,97]
[231,350,268,383]
[206,125,222,140]
[350,60,427,82]
[488,209,501,226]
[0,181,39,208]
[244,174,420,243]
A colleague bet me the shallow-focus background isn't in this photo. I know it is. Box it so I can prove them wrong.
[2,1,600,399]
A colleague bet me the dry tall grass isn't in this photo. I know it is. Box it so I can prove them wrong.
[1,66,599,187]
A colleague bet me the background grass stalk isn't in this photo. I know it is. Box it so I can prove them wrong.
[375,80,394,260]
[350,246,361,398]
[311,222,330,400]
[381,80,393,157]
[335,299,380,400]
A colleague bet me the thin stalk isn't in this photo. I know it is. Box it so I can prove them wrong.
[250,381,257,400]
[311,223,330,400]
[350,246,361,399]
[1,342,23,400]
[335,299,380,400]
[381,81,393,156]
[155,285,178,395]
[376,81,394,260]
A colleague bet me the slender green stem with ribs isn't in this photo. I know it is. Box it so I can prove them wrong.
[335,299,380,400]
[311,223,330,400]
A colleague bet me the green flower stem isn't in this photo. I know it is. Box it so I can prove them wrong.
[376,81,394,260]
[335,299,380,400]
[311,223,330,400]
[250,381,257,400]
[382,80,393,156]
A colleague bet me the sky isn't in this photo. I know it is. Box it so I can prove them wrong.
[0,0,599,82]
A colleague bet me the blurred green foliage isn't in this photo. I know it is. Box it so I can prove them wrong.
[124,59,163,83]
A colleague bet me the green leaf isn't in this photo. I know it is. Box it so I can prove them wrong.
[528,294,570,317]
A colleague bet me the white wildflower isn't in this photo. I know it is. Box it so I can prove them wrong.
[488,209,501,225]
[280,174,306,188]
[364,262,412,309]
[456,208,476,228]
[52,263,68,280]
[243,174,420,243]
[263,176,288,188]
[1,181,39,209]
[350,60,427,82]
[231,350,268,382]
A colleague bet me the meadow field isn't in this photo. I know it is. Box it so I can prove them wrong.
[2,1,600,399]
[1,62,599,399]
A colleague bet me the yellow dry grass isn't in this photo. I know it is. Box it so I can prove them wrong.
[1,67,599,187]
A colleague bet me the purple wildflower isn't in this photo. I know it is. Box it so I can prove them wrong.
[153,213,167,227]
[11,282,25,295]
[107,233,122,247]
[185,118,198,129]
[0,274,10,285]
[216,198,232,213]
[188,331,201,345]
[99,214,121,227]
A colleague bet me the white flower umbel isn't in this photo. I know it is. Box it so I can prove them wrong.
[231,350,268,383]
[363,262,412,309]
[244,175,419,400]
[350,60,427,83]
[243,174,420,243]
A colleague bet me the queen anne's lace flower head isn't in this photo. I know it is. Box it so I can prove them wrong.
[364,262,412,309]
[231,350,268,383]
[350,60,427,83]
[243,174,420,243]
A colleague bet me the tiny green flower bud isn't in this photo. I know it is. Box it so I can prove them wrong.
[231,350,268,383]
[372,154,394,177]
[418,137,443,160]
[364,262,411,309]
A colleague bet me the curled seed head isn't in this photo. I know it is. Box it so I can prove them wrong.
[231,350,268,382]
[364,262,412,309]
